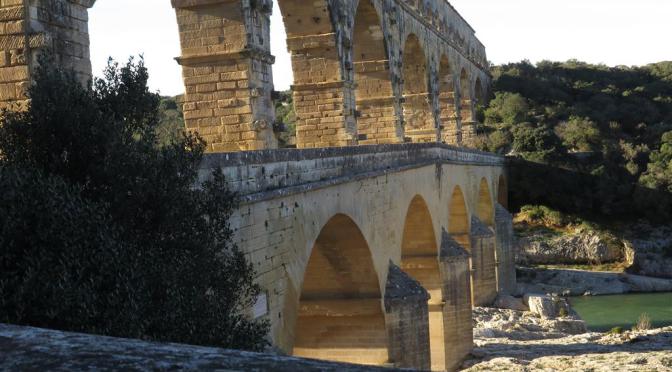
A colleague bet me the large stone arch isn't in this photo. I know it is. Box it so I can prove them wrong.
[292,213,388,365]
[477,177,494,226]
[351,0,400,144]
[438,55,458,145]
[399,195,444,370]
[402,34,436,143]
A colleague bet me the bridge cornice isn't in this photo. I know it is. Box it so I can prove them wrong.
[200,144,505,204]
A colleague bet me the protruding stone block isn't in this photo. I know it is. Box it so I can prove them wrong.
[495,203,516,295]
[439,229,473,372]
[384,262,431,370]
[470,216,497,306]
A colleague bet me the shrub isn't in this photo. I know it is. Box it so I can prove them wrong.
[607,327,624,334]
[635,313,652,331]
[0,55,268,350]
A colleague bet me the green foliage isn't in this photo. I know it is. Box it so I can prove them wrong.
[555,116,601,152]
[519,205,573,227]
[274,90,297,147]
[639,131,672,192]
[487,60,672,221]
[156,95,185,147]
[510,123,564,163]
[484,92,530,125]
[0,56,268,350]
[607,326,624,335]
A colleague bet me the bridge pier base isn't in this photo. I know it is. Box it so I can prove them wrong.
[495,204,517,295]
[439,230,474,372]
[470,217,497,306]
[384,263,431,370]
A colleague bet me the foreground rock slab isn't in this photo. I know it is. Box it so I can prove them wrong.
[466,307,672,371]
[0,324,397,371]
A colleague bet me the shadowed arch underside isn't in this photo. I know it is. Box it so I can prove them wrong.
[277,0,356,148]
[449,186,470,249]
[353,0,399,144]
[438,55,458,145]
[293,214,388,365]
[477,178,494,226]
[402,34,435,143]
[399,195,445,370]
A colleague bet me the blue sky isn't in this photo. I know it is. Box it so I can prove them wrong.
[89,0,672,96]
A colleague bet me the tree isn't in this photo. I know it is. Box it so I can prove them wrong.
[0,55,268,350]
[484,92,529,125]
[555,116,601,152]
[640,131,672,192]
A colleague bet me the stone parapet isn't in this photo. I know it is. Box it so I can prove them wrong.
[200,142,505,200]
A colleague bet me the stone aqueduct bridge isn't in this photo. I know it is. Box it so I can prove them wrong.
[203,143,515,371]
[0,0,516,371]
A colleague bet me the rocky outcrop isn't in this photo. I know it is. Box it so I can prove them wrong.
[518,231,622,265]
[625,225,672,279]
[472,306,587,342]
[466,307,672,372]
[517,267,672,296]
[0,324,397,371]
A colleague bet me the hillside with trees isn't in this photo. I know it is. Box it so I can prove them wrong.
[477,60,672,222]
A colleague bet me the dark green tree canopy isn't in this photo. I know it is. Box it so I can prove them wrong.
[0,55,268,350]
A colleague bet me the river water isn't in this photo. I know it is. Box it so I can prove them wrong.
[570,292,672,332]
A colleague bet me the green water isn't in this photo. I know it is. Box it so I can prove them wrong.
[570,292,672,332]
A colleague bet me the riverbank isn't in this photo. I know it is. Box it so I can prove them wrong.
[463,307,672,371]
[517,267,672,296]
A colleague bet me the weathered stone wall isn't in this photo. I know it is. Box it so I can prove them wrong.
[201,143,510,369]
[0,0,94,111]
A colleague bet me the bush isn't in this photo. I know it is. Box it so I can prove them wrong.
[0,56,268,350]
[635,313,652,331]
[0,166,140,336]
[607,326,624,334]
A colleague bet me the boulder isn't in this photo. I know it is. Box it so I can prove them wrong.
[494,295,529,311]
[525,294,570,319]
[624,226,672,279]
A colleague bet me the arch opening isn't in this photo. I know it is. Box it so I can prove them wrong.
[402,34,435,143]
[477,178,494,226]
[459,69,475,144]
[276,0,355,148]
[352,1,398,145]
[438,55,458,145]
[293,214,388,365]
[448,186,471,249]
[400,195,444,370]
